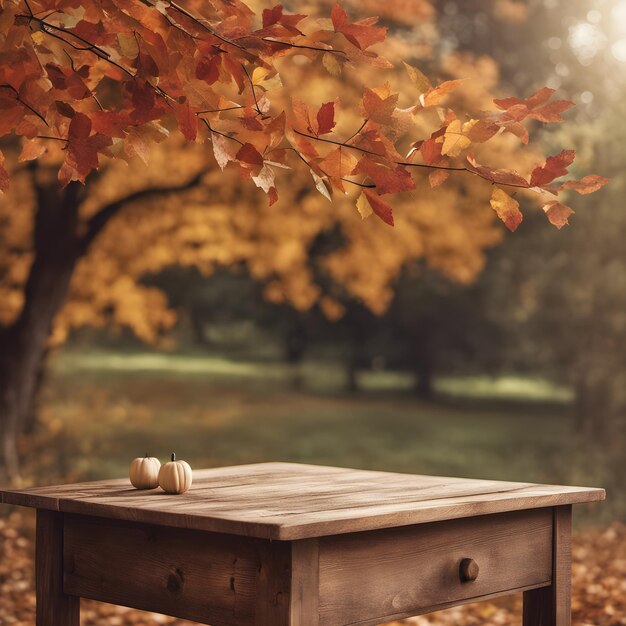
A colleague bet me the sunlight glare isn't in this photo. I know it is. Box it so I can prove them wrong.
[612,39,626,62]
[568,22,607,64]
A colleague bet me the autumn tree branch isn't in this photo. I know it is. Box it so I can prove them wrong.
[79,168,209,254]
[293,129,535,190]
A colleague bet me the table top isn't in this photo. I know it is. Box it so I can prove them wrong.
[0,462,605,539]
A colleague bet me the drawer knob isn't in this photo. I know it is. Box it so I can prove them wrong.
[459,558,479,582]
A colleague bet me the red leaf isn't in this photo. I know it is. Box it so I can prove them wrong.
[543,201,574,229]
[331,4,349,29]
[89,110,132,138]
[494,87,574,123]
[557,174,609,195]
[129,80,159,124]
[331,4,386,50]
[196,55,221,85]
[268,186,279,205]
[176,100,198,141]
[530,149,576,187]
[494,87,555,111]
[420,128,446,166]
[69,112,92,141]
[236,142,264,166]
[364,189,394,226]
[263,5,283,27]
[59,112,112,185]
[316,101,335,135]
[353,157,414,195]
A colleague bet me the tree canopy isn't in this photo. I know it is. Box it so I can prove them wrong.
[0,0,607,228]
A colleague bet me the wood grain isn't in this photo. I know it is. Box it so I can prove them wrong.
[36,510,79,626]
[254,539,292,625]
[317,508,553,626]
[63,513,284,625]
[290,539,320,626]
[0,462,605,540]
[523,505,572,626]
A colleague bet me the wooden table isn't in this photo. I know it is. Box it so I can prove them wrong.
[0,462,604,626]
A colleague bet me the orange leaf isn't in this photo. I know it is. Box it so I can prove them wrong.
[362,85,398,124]
[422,79,464,107]
[490,187,522,232]
[467,119,500,143]
[19,139,46,162]
[429,169,450,188]
[557,175,609,195]
[319,147,357,180]
[467,154,529,188]
[543,200,574,229]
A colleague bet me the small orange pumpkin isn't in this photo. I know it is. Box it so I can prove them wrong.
[129,454,161,489]
[158,453,193,494]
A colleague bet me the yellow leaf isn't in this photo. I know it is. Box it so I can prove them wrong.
[117,32,139,58]
[252,67,282,90]
[31,31,45,45]
[490,187,522,231]
[252,67,270,84]
[356,192,373,219]
[322,52,342,77]
[442,119,471,157]
[402,61,431,94]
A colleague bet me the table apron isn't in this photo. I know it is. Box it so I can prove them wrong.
[63,513,291,625]
[315,507,554,626]
[62,508,555,626]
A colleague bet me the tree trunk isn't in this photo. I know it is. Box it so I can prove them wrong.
[573,375,614,442]
[412,330,435,400]
[285,319,307,391]
[413,359,434,399]
[0,175,83,485]
[0,167,206,485]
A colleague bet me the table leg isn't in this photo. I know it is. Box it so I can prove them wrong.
[289,539,320,626]
[36,510,79,626]
[523,505,572,626]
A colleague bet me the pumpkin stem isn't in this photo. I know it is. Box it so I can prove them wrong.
[145,452,148,458]
[171,452,176,462]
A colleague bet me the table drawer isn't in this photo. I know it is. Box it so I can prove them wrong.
[318,508,553,626]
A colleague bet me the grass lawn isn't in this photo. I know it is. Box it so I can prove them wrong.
[30,348,611,523]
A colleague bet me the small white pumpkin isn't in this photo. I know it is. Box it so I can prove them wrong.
[129,454,161,489]
[158,453,193,494]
